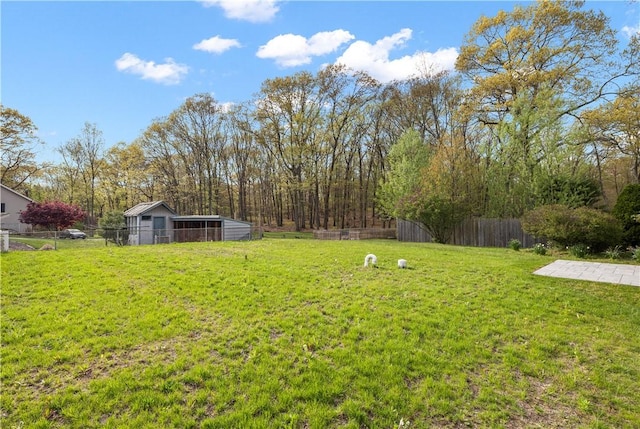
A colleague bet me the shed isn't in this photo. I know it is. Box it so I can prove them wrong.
[0,184,34,233]
[172,215,252,242]
[124,201,177,245]
[124,201,253,245]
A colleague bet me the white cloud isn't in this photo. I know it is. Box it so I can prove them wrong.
[219,101,235,113]
[115,53,188,85]
[257,30,355,67]
[200,0,279,23]
[193,36,241,54]
[622,23,640,39]
[335,28,458,83]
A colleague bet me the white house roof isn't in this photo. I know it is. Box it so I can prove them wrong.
[0,183,34,203]
[124,201,177,217]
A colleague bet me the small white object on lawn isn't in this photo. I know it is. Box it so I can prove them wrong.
[364,254,377,267]
[398,259,407,269]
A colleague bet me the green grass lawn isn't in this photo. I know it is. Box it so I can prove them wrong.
[262,231,314,240]
[9,236,107,251]
[2,240,639,428]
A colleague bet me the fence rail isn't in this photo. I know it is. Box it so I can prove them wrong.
[397,218,540,248]
[123,226,263,245]
[6,220,536,249]
[5,226,263,247]
[314,228,396,240]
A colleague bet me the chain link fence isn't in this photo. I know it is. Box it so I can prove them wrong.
[3,225,264,251]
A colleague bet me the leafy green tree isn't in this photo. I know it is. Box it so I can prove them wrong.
[224,103,262,222]
[101,142,154,211]
[534,175,601,208]
[378,129,469,243]
[166,93,227,215]
[254,72,324,231]
[377,129,430,220]
[382,70,462,146]
[316,64,379,229]
[0,105,46,190]
[58,122,105,222]
[612,184,640,246]
[456,1,625,126]
[99,211,127,245]
[138,119,184,212]
[412,195,469,244]
[582,91,640,184]
[419,132,480,242]
[457,1,636,217]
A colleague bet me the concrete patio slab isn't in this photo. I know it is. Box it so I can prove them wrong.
[534,259,640,287]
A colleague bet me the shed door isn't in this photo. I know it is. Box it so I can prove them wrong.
[153,216,166,236]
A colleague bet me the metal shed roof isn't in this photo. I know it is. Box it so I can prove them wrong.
[124,201,177,217]
[172,215,252,225]
[172,215,223,220]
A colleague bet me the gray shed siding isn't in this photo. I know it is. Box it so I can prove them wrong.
[221,218,252,241]
[125,202,176,245]
[124,201,253,245]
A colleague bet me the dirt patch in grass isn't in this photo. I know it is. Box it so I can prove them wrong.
[462,365,586,428]
[8,240,35,251]
[14,335,189,403]
[43,406,66,424]
[507,377,584,428]
[82,340,180,380]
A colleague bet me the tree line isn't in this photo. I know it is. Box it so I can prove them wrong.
[2,1,638,232]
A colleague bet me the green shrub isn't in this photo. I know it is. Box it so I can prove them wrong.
[521,204,573,245]
[574,207,623,253]
[604,245,623,260]
[569,244,589,258]
[532,242,547,255]
[612,184,640,246]
[413,196,469,244]
[508,238,522,251]
[99,211,127,245]
[521,204,622,252]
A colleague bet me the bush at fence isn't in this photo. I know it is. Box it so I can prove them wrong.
[522,204,622,252]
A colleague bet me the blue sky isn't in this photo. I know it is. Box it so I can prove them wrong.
[2,1,638,163]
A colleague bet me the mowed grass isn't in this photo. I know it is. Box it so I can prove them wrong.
[9,236,106,251]
[1,240,639,428]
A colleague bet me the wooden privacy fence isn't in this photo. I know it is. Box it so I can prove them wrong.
[397,218,540,248]
[314,228,397,240]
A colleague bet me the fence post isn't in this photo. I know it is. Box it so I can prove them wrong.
[0,230,9,252]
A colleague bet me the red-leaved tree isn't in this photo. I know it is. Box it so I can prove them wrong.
[19,201,86,230]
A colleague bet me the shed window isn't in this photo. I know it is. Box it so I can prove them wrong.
[0,203,5,213]
[141,215,151,221]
